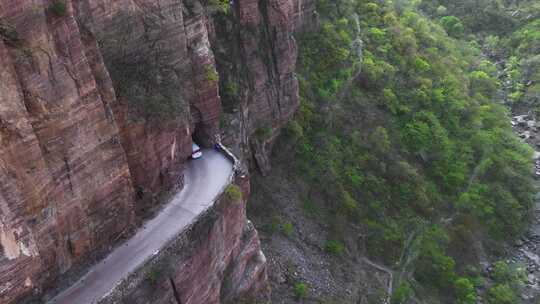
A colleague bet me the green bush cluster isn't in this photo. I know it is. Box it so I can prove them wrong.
[208,0,229,14]
[205,65,219,83]
[284,0,535,302]
[485,261,525,304]
[225,184,242,202]
[324,240,344,256]
[50,0,67,17]
[255,126,273,140]
[293,282,308,299]
[146,268,161,285]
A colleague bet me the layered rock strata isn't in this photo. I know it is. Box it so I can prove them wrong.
[0,0,309,301]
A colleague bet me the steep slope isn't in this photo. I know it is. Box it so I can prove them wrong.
[0,0,309,302]
[0,3,136,301]
[249,0,537,303]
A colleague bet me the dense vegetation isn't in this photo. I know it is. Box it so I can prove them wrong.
[278,0,537,302]
[420,0,539,109]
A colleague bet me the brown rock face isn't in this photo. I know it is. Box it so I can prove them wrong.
[0,0,310,301]
[74,0,222,197]
[210,0,304,173]
[0,2,134,302]
[101,178,270,304]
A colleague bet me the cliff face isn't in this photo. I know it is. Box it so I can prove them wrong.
[0,2,135,302]
[74,0,222,198]
[100,177,270,304]
[0,0,309,302]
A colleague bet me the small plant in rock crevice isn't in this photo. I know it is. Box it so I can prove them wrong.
[282,221,294,237]
[324,240,344,256]
[225,184,243,202]
[205,65,219,83]
[146,268,161,285]
[208,0,230,14]
[255,126,273,140]
[293,282,308,299]
[50,0,67,17]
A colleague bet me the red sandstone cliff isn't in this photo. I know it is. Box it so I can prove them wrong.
[0,2,135,301]
[0,0,311,301]
[101,177,270,304]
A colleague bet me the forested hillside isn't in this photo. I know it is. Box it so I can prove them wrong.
[419,0,539,112]
[250,0,539,303]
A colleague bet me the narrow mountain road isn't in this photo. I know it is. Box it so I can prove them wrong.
[49,149,234,304]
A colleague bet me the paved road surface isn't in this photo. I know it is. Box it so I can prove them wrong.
[49,149,234,304]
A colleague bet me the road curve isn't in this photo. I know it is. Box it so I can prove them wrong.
[49,149,234,304]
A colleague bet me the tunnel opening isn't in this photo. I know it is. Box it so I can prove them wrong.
[191,125,207,148]
[190,106,215,148]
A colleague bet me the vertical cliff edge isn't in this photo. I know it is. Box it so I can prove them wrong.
[0,0,314,302]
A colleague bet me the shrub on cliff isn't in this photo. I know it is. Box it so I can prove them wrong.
[205,66,219,83]
[440,16,464,38]
[293,282,308,299]
[208,0,229,14]
[50,0,67,17]
[225,184,242,202]
[255,126,273,140]
[324,240,344,256]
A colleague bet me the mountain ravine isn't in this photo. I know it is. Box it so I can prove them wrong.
[1,0,539,304]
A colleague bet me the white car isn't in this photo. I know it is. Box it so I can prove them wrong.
[191,142,203,159]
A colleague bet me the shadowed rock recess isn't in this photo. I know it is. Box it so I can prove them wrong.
[0,0,311,302]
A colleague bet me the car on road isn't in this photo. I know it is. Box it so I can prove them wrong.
[192,142,203,159]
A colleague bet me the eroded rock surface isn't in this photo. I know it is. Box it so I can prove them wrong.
[0,0,307,302]
[0,2,135,301]
[101,177,270,304]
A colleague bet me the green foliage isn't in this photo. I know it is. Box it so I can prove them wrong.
[50,0,67,17]
[440,16,464,37]
[435,5,447,16]
[282,221,294,237]
[146,268,161,285]
[469,71,499,99]
[285,120,304,140]
[293,282,308,299]
[205,66,219,83]
[266,215,282,234]
[339,190,359,216]
[418,0,519,34]
[415,226,456,288]
[225,184,242,201]
[369,126,391,154]
[208,0,229,14]
[486,284,517,304]
[454,278,476,304]
[286,0,536,302]
[224,81,239,97]
[392,282,412,304]
[490,260,526,289]
[255,126,273,140]
[324,240,344,256]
